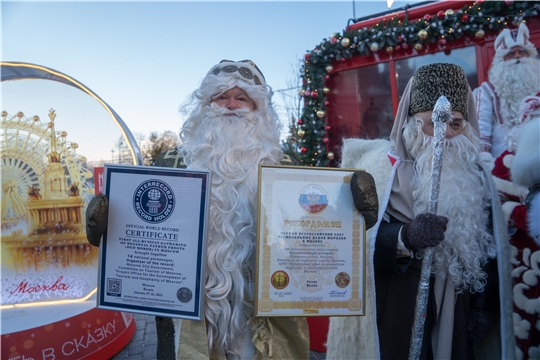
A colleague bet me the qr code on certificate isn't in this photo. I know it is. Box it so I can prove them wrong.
[107,278,122,297]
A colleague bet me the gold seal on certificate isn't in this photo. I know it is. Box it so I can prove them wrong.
[255,165,366,317]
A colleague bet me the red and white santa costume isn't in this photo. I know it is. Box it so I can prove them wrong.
[493,94,540,360]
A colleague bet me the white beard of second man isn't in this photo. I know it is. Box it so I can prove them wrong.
[403,116,498,293]
[489,54,540,127]
[180,102,282,355]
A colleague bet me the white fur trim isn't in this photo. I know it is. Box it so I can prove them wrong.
[512,118,540,188]
[493,176,529,200]
[481,151,495,170]
[503,153,515,169]
[502,201,520,225]
[529,193,540,244]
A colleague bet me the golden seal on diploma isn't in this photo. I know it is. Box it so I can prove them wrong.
[335,272,351,288]
[271,270,289,290]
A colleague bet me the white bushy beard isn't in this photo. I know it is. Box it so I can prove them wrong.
[490,55,540,127]
[180,103,282,355]
[403,118,497,293]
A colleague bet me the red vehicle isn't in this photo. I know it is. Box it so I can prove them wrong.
[297,0,540,168]
[300,0,540,353]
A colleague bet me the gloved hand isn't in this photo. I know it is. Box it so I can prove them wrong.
[467,307,496,342]
[401,213,448,251]
[85,194,109,247]
[350,171,378,230]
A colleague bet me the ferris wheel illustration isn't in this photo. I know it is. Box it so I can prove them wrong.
[1,110,94,228]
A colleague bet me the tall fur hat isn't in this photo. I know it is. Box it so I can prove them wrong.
[494,23,537,58]
[409,63,469,117]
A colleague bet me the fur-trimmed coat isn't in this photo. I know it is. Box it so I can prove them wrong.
[326,139,515,360]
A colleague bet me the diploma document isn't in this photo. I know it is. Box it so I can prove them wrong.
[97,164,210,320]
[255,165,366,317]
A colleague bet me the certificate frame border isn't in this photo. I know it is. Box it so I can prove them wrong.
[254,164,367,317]
[97,164,211,320]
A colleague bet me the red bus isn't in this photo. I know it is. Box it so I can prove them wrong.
[297,0,540,168]
[300,0,540,354]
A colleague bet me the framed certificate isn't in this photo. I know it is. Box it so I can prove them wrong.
[255,165,366,317]
[97,164,210,320]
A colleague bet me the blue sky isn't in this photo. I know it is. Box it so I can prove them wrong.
[2,1,416,162]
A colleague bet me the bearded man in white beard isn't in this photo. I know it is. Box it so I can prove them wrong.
[86,60,309,360]
[474,22,540,162]
[327,63,514,360]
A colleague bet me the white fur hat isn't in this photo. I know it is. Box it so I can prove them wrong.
[494,23,537,57]
[206,60,266,87]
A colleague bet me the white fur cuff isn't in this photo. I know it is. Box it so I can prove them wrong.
[502,201,520,225]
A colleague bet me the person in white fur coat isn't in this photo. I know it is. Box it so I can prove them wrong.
[474,23,540,163]
[326,63,515,360]
[507,93,540,360]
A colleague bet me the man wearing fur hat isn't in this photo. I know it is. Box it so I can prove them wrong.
[326,63,514,360]
[86,60,309,359]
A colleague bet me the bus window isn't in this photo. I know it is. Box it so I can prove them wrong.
[326,61,394,160]
[395,46,478,101]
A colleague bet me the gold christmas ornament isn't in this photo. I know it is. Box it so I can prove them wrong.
[445,9,454,16]
[297,129,306,137]
[341,38,351,47]
[33,115,40,121]
[414,43,424,51]
[386,46,394,54]
[1,111,7,117]
[475,29,485,39]
[323,87,330,94]
[325,65,334,73]
[298,89,305,97]
[316,110,326,118]
[60,131,68,137]
[327,152,335,160]
[71,143,79,149]
[418,29,428,41]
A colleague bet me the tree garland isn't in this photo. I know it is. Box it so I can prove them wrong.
[294,0,540,167]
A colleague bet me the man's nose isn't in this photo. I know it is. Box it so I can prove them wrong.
[226,98,240,110]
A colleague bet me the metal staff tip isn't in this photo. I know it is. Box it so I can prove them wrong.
[431,95,452,124]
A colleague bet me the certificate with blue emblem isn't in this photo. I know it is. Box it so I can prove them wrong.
[97,164,210,320]
[255,165,366,317]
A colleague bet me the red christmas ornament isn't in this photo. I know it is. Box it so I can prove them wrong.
[505,0,514,5]
[300,147,308,154]
[297,119,303,125]
[437,10,445,19]
[324,101,330,106]
[461,14,469,22]
[311,91,318,98]
[325,125,331,131]
[423,14,432,21]
[395,45,401,51]
[401,42,409,50]
[323,137,329,144]
[476,0,484,4]
[324,75,330,80]
[397,35,404,42]
[340,58,346,63]
[330,37,337,45]
[304,53,311,60]
[304,90,311,97]
[439,38,447,46]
